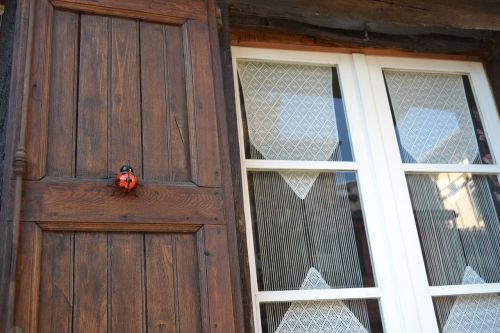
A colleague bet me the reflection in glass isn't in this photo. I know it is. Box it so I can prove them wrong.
[434,293,500,333]
[237,61,353,162]
[384,71,494,165]
[407,173,500,286]
[260,299,383,333]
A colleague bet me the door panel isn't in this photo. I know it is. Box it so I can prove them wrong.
[9,0,236,331]
[26,6,221,185]
[16,223,216,333]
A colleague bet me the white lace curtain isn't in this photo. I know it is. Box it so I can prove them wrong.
[238,60,341,199]
[238,61,374,332]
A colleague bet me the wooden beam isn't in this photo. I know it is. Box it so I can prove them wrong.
[229,14,496,58]
[228,0,500,38]
[216,1,254,332]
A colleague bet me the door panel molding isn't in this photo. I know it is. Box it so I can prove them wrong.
[49,0,204,23]
[15,180,224,223]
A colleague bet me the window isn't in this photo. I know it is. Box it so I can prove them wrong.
[232,48,500,333]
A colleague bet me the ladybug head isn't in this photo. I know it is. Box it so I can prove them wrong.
[119,165,134,173]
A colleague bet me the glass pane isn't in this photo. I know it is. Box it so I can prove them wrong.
[248,171,375,291]
[237,60,353,161]
[384,71,494,165]
[407,173,500,286]
[260,299,383,333]
[433,295,500,333]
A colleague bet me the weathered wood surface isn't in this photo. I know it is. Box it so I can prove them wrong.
[230,23,498,59]
[50,0,206,22]
[227,0,500,36]
[208,0,246,331]
[217,2,254,333]
[17,179,224,223]
[1,0,240,331]
[226,0,500,58]
[15,225,211,333]
[0,0,30,328]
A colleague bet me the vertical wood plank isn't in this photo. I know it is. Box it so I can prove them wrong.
[208,1,247,330]
[13,223,42,332]
[145,234,176,333]
[175,233,203,333]
[38,232,73,333]
[196,228,210,333]
[77,14,109,179]
[73,232,107,333]
[203,225,236,333]
[207,3,258,330]
[25,0,53,180]
[110,18,141,177]
[110,233,145,333]
[140,22,170,182]
[184,21,221,187]
[46,10,79,177]
[166,26,191,182]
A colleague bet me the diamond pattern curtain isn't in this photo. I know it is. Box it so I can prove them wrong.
[384,71,479,164]
[238,61,340,199]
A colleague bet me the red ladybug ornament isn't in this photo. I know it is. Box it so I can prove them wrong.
[115,165,138,193]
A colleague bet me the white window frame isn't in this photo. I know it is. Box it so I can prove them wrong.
[364,55,500,333]
[232,47,500,333]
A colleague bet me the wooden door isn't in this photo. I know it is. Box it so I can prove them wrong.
[4,0,237,332]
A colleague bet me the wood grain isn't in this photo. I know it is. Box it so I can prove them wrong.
[0,0,32,327]
[73,232,107,333]
[50,0,206,22]
[25,0,52,180]
[110,18,142,178]
[145,234,176,333]
[46,10,79,177]
[77,14,109,179]
[110,233,145,333]
[230,28,487,61]
[165,25,191,181]
[37,222,201,233]
[184,21,222,187]
[18,179,224,223]
[13,223,42,331]
[196,228,210,333]
[229,17,495,58]
[227,0,500,36]
[5,0,241,331]
[140,22,171,182]
[175,233,203,333]
[203,225,236,333]
[38,232,73,333]
[209,1,247,331]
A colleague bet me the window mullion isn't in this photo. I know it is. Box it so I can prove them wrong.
[358,54,439,333]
